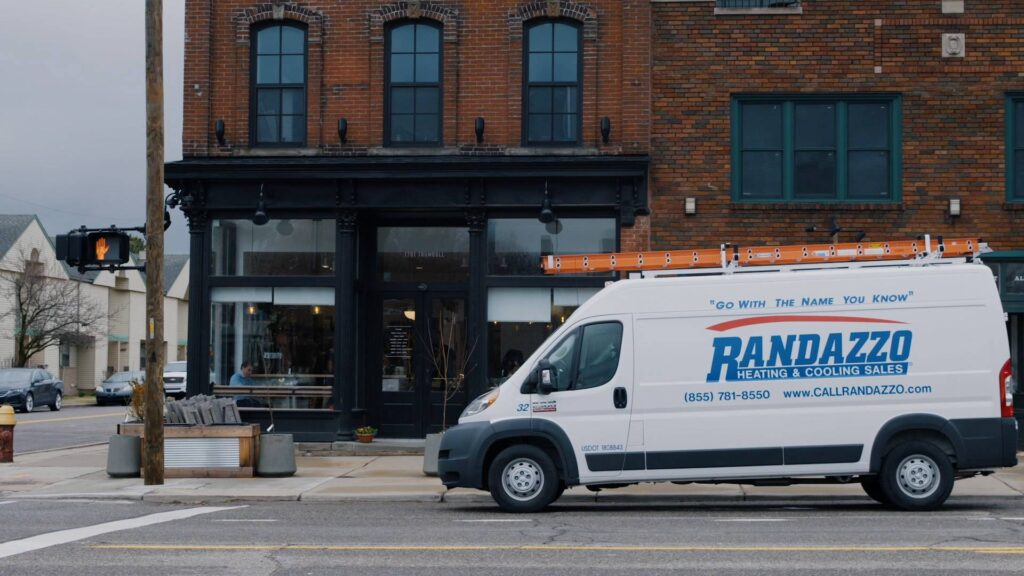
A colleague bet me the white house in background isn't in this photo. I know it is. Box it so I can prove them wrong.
[0,215,189,393]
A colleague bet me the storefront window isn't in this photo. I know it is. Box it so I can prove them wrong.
[377,227,469,283]
[488,218,615,275]
[211,219,335,276]
[210,287,335,409]
[486,287,600,386]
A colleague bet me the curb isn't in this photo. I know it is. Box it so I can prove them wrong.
[5,491,1021,505]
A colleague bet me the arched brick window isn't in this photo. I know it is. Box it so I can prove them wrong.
[251,22,307,146]
[523,19,581,146]
[386,20,442,146]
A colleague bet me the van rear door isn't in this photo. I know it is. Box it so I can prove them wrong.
[530,316,634,481]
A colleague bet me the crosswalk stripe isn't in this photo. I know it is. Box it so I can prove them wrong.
[0,506,244,560]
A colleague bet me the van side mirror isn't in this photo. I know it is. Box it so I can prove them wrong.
[537,359,556,395]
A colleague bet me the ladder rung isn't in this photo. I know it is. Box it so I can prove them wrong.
[541,237,981,275]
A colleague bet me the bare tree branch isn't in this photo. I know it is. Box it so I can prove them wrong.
[0,252,110,367]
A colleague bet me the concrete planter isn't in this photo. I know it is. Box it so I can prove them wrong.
[257,433,297,477]
[422,432,443,477]
[106,434,141,478]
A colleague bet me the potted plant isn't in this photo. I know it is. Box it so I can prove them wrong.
[355,426,377,443]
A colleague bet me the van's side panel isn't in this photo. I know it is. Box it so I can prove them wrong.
[610,265,1006,484]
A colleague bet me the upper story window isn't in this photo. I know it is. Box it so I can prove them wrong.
[252,23,306,146]
[387,22,442,146]
[732,95,901,203]
[1008,94,1024,201]
[524,20,581,146]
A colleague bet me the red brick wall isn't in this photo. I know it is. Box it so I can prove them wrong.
[182,0,650,157]
[649,0,1024,253]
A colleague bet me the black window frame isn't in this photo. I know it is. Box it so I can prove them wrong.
[522,19,583,147]
[385,20,443,147]
[1008,93,1024,202]
[731,94,903,203]
[250,21,308,148]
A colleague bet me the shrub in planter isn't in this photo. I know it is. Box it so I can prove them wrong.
[355,426,377,443]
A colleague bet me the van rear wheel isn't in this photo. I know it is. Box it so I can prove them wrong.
[879,441,954,511]
[488,445,559,513]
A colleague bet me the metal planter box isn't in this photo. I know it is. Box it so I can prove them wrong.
[117,423,260,478]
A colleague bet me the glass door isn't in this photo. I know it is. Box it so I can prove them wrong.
[378,293,468,437]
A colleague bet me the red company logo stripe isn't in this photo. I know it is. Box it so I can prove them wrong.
[707,315,907,333]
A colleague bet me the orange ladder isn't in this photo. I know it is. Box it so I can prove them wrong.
[541,237,982,275]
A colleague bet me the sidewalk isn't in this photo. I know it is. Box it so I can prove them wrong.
[1,444,1022,505]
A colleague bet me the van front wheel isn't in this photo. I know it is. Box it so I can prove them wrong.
[860,477,888,505]
[879,441,954,511]
[488,445,559,513]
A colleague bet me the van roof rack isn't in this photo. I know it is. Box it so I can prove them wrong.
[541,235,988,277]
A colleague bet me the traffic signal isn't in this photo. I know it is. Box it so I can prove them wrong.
[56,230,131,267]
[55,233,86,266]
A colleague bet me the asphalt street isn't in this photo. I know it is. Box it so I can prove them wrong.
[1,498,1023,575]
[11,405,125,455]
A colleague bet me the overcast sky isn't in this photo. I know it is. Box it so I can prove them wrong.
[0,0,188,253]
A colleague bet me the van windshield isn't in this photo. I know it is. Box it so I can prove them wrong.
[165,362,187,372]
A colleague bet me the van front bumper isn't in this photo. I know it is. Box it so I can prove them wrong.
[437,421,491,490]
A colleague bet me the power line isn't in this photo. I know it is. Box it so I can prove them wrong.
[0,190,138,220]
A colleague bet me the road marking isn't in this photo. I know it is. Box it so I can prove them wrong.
[455,519,533,523]
[90,544,1024,555]
[16,413,123,426]
[0,506,244,560]
[0,501,15,506]
[716,519,790,523]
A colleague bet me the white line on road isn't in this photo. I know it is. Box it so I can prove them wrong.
[1000,518,1024,521]
[0,506,245,560]
[455,519,534,523]
[0,501,15,506]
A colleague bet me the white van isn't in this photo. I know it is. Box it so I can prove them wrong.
[438,262,1018,512]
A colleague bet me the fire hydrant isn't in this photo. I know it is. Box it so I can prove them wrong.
[0,405,15,463]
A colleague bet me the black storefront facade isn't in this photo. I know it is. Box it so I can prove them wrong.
[165,155,649,440]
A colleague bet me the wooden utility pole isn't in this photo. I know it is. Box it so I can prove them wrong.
[143,0,165,485]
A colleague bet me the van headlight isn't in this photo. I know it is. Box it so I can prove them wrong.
[461,388,500,419]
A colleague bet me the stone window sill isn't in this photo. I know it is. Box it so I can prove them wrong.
[730,202,904,212]
[714,7,803,16]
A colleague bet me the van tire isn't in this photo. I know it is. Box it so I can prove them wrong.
[488,445,559,513]
[878,441,954,511]
[860,478,889,505]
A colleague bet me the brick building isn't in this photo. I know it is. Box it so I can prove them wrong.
[646,0,1024,422]
[167,0,1023,440]
[166,0,651,439]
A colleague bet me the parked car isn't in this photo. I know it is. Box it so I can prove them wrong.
[95,370,145,406]
[163,361,187,398]
[0,368,64,413]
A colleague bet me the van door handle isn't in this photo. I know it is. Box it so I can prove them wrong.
[613,387,628,409]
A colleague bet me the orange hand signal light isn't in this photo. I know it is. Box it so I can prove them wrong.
[95,237,109,261]
[85,232,129,266]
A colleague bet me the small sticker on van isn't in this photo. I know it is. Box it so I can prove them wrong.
[532,401,557,413]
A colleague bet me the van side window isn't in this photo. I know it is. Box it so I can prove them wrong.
[575,322,623,390]
[540,322,623,392]
[545,331,578,392]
